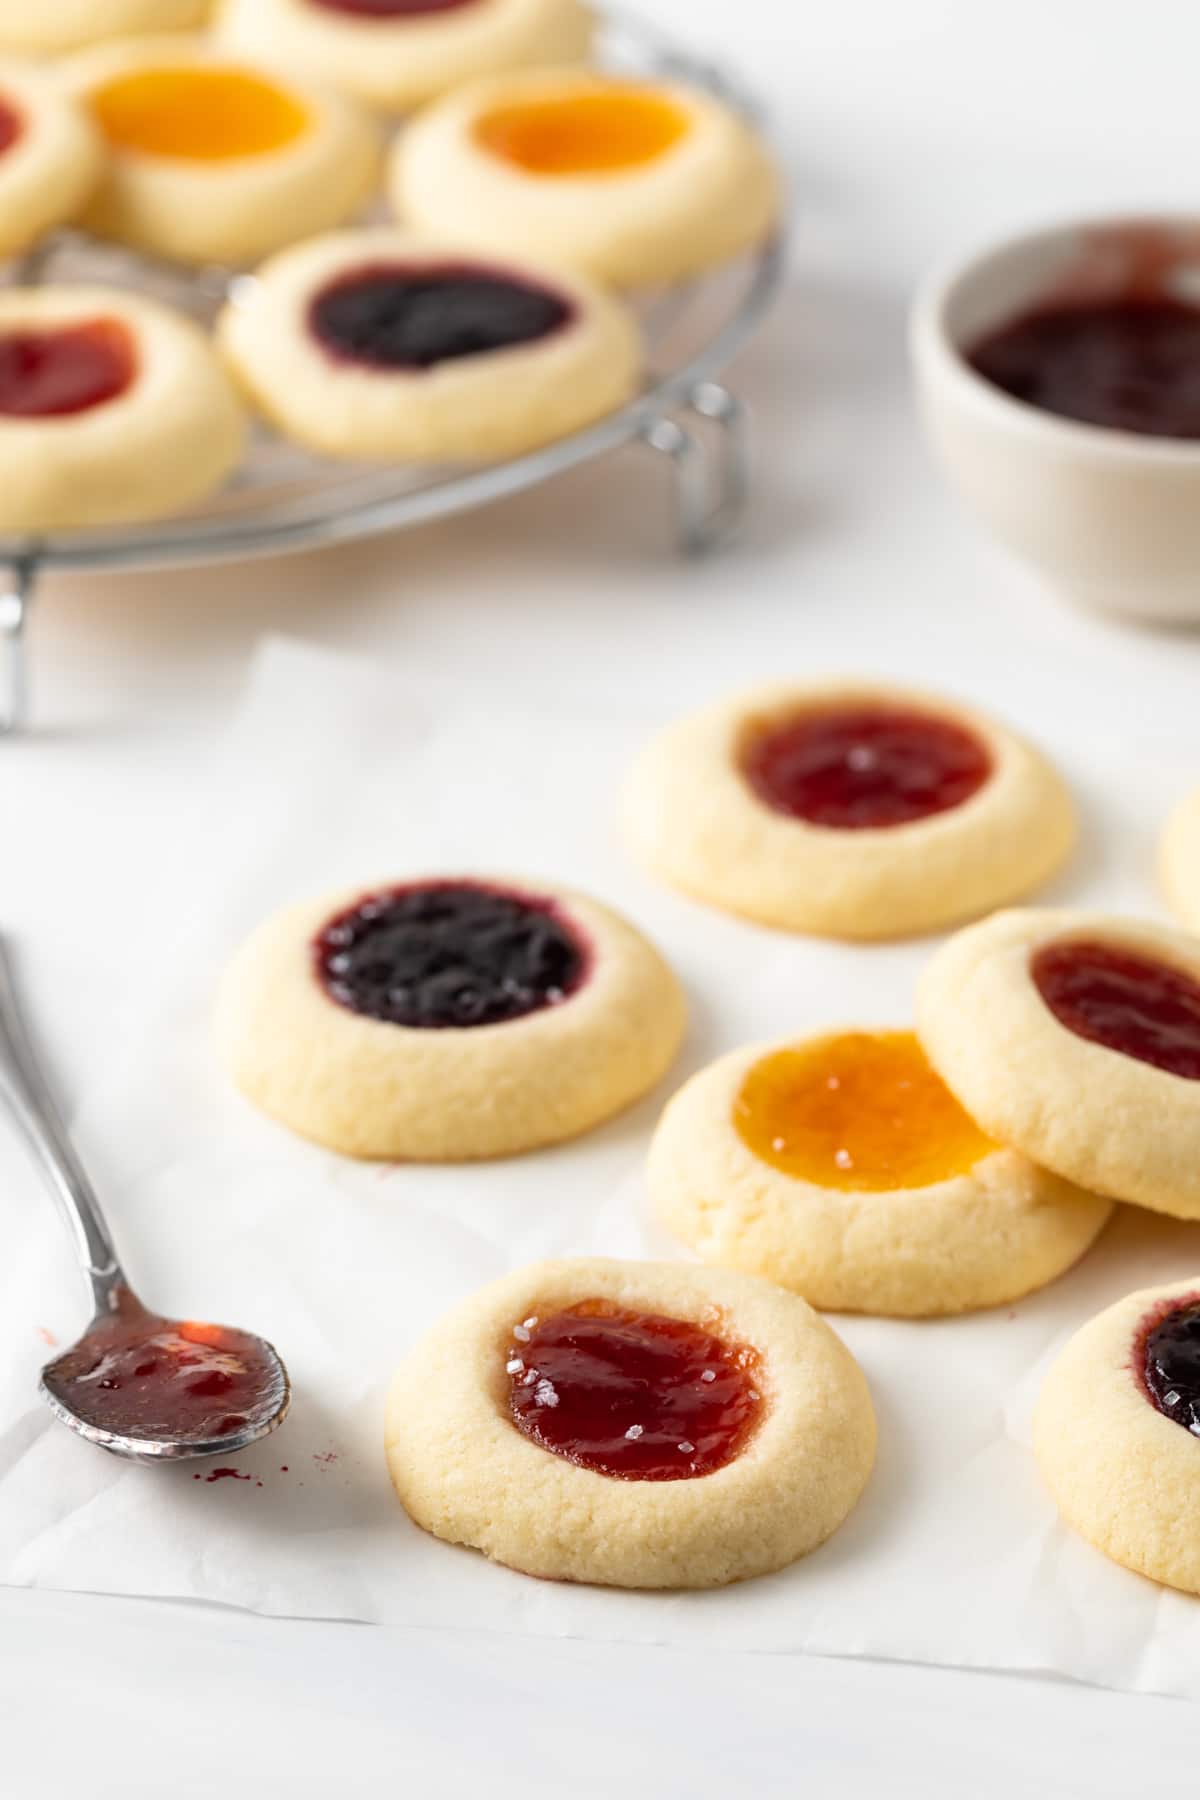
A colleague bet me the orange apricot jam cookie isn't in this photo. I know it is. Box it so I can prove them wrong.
[63,37,378,266]
[622,681,1075,938]
[386,1258,875,1587]
[649,1028,1109,1316]
[391,67,779,287]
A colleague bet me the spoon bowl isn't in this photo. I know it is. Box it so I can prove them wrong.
[0,935,292,1463]
[40,1284,290,1463]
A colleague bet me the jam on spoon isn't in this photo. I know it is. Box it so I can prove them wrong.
[0,936,289,1461]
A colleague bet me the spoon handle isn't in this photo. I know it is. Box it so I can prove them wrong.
[0,936,126,1313]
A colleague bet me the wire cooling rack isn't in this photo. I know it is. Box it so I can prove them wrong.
[0,7,785,731]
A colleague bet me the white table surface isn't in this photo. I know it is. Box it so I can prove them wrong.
[5,2,1200,1789]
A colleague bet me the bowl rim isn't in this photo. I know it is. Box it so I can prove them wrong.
[909,210,1200,467]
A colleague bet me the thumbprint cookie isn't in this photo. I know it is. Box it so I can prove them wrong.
[622,681,1075,939]
[649,1029,1110,1316]
[0,286,245,531]
[390,67,779,287]
[1035,1280,1200,1594]
[0,61,103,258]
[63,36,378,267]
[386,1257,875,1588]
[919,908,1200,1219]
[0,0,207,56]
[215,876,685,1160]
[1160,785,1200,930]
[217,228,640,461]
[216,0,593,115]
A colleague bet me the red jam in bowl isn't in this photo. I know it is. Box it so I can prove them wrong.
[968,295,1200,440]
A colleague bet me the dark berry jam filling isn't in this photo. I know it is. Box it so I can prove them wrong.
[308,0,477,14]
[742,703,992,830]
[507,1300,764,1481]
[314,879,588,1030]
[1032,940,1200,1080]
[41,1287,283,1445]
[0,318,137,418]
[968,296,1200,440]
[309,262,574,371]
[1139,1295,1200,1435]
[0,95,24,157]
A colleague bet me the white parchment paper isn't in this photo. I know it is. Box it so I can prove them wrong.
[2,636,1199,1697]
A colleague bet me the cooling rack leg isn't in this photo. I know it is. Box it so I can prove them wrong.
[0,558,36,737]
[640,382,751,555]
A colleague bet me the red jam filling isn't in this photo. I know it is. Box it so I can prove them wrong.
[506,1300,764,1481]
[1136,1292,1200,1435]
[1032,940,1200,1080]
[968,296,1200,440]
[0,318,136,419]
[309,263,573,371]
[41,1289,282,1445]
[0,95,24,157]
[308,0,477,14]
[314,879,589,1029]
[742,703,992,830]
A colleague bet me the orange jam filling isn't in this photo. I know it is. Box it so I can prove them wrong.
[473,87,690,176]
[734,1030,995,1191]
[91,67,310,161]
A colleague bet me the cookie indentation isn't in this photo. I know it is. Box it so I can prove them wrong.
[1033,940,1200,1080]
[741,703,992,830]
[91,67,310,161]
[735,1030,994,1191]
[308,261,573,370]
[314,879,588,1029]
[0,318,136,417]
[507,1299,763,1480]
[474,88,689,176]
[1141,1297,1200,1434]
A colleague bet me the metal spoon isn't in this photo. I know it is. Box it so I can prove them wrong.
[0,937,290,1462]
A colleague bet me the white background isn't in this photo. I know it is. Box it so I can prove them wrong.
[4,0,1200,1790]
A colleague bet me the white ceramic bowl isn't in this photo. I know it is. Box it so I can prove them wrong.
[911,216,1200,623]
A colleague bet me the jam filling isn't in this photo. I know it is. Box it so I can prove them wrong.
[968,296,1200,440]
[742,703,992,830]
[1139,1296,1200,1435]
[1032,940,1200,1080]
[309,263,574,370]
[0,319,136,418]
[91,68,310,161]
[474,88,690,176]
[0,96,24,157]
[308,0,478,13]
[314,879,588,1029]
[735,1030,994,1191]
[41,1289,281,1444]
[506,1300,763,1480]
